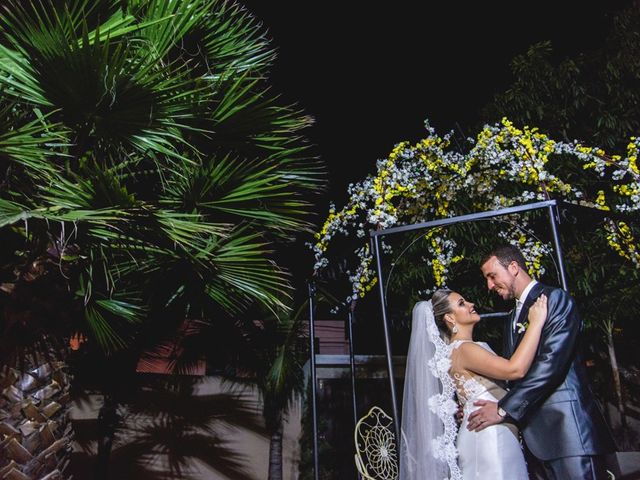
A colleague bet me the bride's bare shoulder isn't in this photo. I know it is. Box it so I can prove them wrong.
[455,341,494,356]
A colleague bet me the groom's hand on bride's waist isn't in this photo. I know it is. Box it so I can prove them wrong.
[467,400,503,432]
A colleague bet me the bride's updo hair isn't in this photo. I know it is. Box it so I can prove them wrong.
[431,289,454,339]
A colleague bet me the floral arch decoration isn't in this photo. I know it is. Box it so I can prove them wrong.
[311,118,640,309]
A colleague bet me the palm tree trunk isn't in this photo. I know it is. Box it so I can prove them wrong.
[0,357,73,480]
[268,421,284,480]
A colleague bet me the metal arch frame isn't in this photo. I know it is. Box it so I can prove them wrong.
[369,199,571,441]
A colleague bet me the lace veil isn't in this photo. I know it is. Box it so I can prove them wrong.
[399,300,462,480]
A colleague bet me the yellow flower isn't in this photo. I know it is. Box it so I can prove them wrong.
[596,190,610,211]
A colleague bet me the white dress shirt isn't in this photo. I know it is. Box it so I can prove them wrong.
[513,280,538,331]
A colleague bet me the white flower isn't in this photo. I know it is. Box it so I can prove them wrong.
[433,356,452,375]
[442,398,459,416]
[427,394,442,414]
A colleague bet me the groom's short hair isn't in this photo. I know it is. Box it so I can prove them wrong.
[482,244,528,272]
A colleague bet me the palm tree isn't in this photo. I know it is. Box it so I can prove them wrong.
[258,304,309,480]
[0,1,323,478]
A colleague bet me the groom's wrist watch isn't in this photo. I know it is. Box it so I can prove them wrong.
[497,406,507,419]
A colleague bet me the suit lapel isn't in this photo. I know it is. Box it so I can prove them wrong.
[505,308,516,356]
[513,282,545,349]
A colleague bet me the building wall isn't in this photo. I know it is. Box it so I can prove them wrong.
[69,375,302,480]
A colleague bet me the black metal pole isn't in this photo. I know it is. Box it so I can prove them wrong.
[347,301,358,421]
[371,235,401,441]
[547,204,569,290]
[307,280,320,480]
[347,300,359,475]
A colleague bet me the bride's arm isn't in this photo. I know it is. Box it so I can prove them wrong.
[457,295,547,380]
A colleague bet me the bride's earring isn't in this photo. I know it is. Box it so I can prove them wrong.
[452,324,458,334]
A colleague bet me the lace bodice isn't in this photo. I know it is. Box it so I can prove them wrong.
[448,340,507,410]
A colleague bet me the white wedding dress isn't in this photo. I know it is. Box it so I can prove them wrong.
[449,340,529,480]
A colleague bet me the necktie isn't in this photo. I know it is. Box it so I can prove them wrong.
[513,298,523,331]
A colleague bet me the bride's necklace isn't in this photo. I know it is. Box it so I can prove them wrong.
[451,334,473,341]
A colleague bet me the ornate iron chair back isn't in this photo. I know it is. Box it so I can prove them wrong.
[354,406,399,480]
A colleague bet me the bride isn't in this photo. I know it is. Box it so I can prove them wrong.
[399,289,547,480]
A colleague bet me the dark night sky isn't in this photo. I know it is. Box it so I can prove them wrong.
[241,1,630,207]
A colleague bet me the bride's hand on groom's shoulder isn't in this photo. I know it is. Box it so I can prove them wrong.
[528,294,548,326]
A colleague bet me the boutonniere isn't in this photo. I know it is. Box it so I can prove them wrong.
[515,321,529,334]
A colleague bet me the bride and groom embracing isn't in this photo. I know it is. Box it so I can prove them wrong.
[399,245,616,480]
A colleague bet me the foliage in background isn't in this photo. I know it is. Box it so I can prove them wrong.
[0,0,323,364]
[0,1,324,477]
[480,4,640,151]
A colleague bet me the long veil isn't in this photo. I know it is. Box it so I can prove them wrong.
[399,301,462,480]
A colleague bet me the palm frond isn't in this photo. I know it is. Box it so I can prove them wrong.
[0,106,66,175]
[0,43,50,106]
[129,0,214,61]
[200,0,276,75]
[207,228,292,311]
[1,2,210,162]
[95,297,145,324]
[85,305,129,352]
[0,197,129,229]
[0,198,31,228]
[154,209,228,250]
[132,0,275,77]
[160,153,309,232]
[78,262,146,353]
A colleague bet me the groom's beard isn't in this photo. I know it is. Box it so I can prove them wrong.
[505,285,516,300]
[493,283,516,300]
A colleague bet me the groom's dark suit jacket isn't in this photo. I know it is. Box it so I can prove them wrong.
[498,282,615,461]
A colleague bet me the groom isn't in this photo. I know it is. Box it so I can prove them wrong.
[468,244,615,479]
